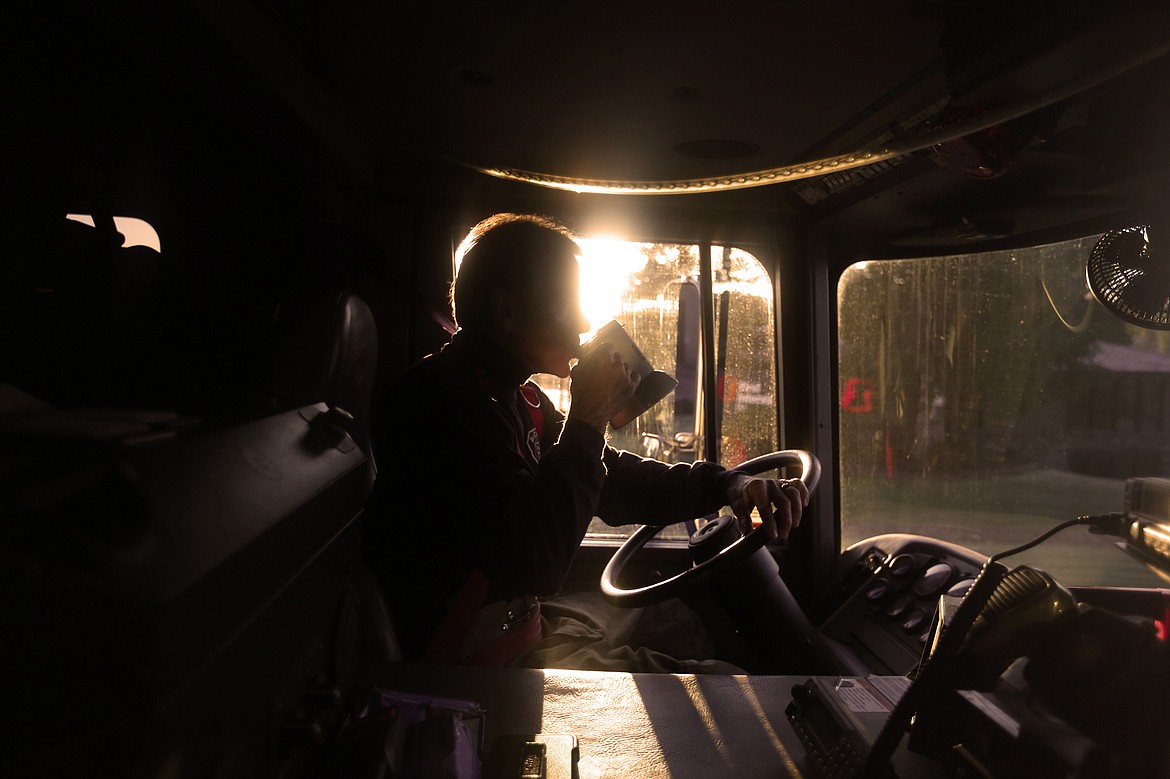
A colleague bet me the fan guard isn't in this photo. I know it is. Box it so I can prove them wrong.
[1086,224,1170,330]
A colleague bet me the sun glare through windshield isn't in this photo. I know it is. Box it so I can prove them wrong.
[529,239,779,540]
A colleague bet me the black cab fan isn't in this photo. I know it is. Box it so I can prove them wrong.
[1087,224,1170,329]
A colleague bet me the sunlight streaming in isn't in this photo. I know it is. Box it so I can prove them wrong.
[576,238,647,338]
[66,214,162,252]
[681,679,732,764]
[734,677,803,773]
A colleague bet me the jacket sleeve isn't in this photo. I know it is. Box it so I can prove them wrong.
[594,447,743,527]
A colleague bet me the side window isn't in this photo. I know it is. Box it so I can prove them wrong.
[532,240,779,540]
[5,212,178,408]
[837,236,1169,587]
[66,214,162,252]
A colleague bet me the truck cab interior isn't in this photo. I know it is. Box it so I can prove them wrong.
[5,1,1170,777]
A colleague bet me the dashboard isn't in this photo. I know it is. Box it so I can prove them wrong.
[812,534,987,676]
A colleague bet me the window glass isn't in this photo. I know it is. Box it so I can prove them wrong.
[66,214,162,252]
[712,246,779,468]
[533,240,778,540]
[838,236,1168,587]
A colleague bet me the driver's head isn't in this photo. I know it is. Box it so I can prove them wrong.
[453,213,589,377]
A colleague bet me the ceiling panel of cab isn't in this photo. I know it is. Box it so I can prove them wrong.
[8,1,1170,250]
[272,0,948,182]
[262,0,1170,247]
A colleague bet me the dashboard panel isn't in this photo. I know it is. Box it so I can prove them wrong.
[812,534,987,676]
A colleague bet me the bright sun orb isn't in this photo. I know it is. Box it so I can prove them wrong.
[576,237,648,339]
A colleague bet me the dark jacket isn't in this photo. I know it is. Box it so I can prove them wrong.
[368,331,741,658]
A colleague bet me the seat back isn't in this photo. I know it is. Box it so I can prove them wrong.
[272,291,380,475]
[270,290,401,665]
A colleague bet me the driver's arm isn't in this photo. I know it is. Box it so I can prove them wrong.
[595,453,808,540]
[572,343,808,539]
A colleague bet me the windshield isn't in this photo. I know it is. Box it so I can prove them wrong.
[532,240,779,540]
[838,235,1168,587]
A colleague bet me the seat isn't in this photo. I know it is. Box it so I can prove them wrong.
[3,281,391,774]
[271,290,401,668]
[271,291,380,481]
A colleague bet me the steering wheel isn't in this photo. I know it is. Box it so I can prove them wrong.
[600,450,821,608]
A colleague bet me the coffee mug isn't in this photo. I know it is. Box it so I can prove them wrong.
[578,320,679,429]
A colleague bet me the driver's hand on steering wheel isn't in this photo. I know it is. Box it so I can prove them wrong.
[727,474,809,541]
